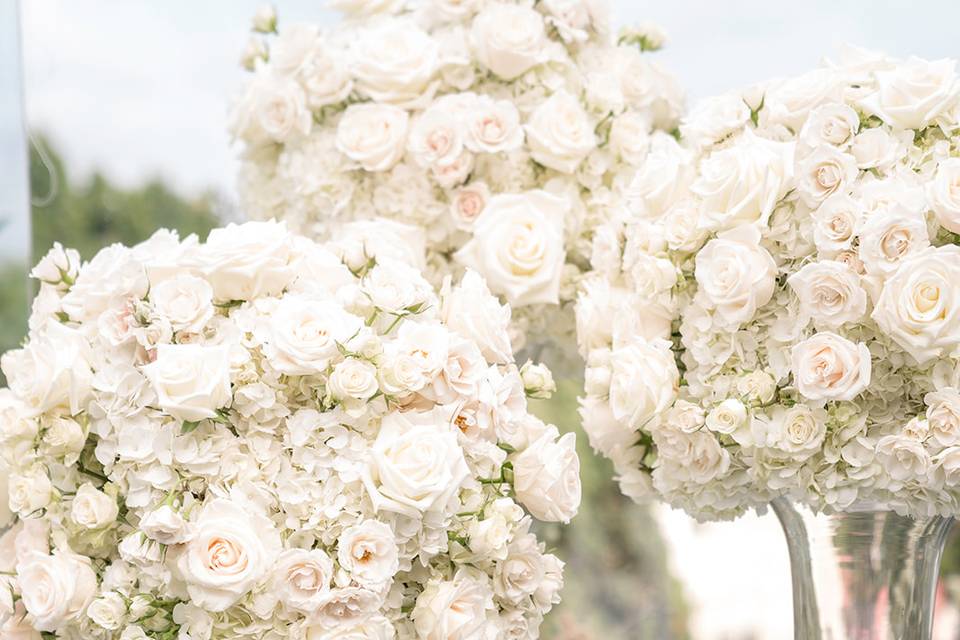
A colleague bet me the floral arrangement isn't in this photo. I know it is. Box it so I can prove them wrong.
[576,49,960,520]
[229,0,683,363]
[0,220,580,638]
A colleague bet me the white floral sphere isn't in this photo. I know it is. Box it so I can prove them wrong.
[229,0,684,370]
[576,49,960,520]
[0,220,580,638]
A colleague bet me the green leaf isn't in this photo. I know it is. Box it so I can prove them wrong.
[181,420,201,434]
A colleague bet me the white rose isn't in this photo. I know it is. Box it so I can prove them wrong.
[464,97,524,154]
[432,151,474,189]
[705,399,747,435]
[926,388,960,447]
[272,548,334,614]
[811,194,862,256]
[691,130,794,229]
[455,191,567,307]
[332,218,426,272]
[876,434,930,482]
[150,274,214,334]
[329,358,379,403]
[679,93,750,149]
[872,245,960,365]
[493,536,545,604]
[929,157,960,234]
[791,332,871,403]
[627,133,693,216]
[762,68,841,130]
[614,49,684,127]
[470,3,547,80]
[312,587,383,629]
[796,145,858,208]
[301,44,353,109]
[664,400,706,434]
[139,505,190,545]
[858,208,930,277]
[609,111,652,165]
[441,270,513,364]
[449,182,491,232]
[413,570,496,640]
[1,320,92,417]
[336,104,410,172]
[71,483,118,530]
[60,243,148,322]
[512,428,580,523]
[931,446,960,489]
[861,57,960,130]
[193,220,294,301]
[519,361,555,399]
[231,71,312,144]
[409,107,465,169]
[8,469,52,517]
[362,412,470,518]
[306,616,396,640]
[30,242,81,290]
[850,127,905,171]
[17,551,97,632]
[760,405,827,460]
[798,103,859,150]
[525,90,596,173]
[87,592,126,631]
[143,344,231,422]
[788,260,868,328]
[694,225,778,326]
[337,520,400,589]
[362,259,436,316]
[351,20,439,107]
[736,370,778,405]
[176,499,281,612]
[264,296,364,376]
[41,415,85,463]
[653,429,730,484]
[608,338,679,428]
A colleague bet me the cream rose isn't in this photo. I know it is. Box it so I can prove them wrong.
[464,97,524,154]
[70,483,118,530]
[454,191,567,307]
[929,157,960,234]
[470,3,547,80]
[796,145,858,208]
[193,220,294,301]
[858,208,929,276]
[332,218,426,272]
[449,182,491,232]
[762,405,827,460]
[705,399,747,435]
[408,108,465,169]
[362,412,470,518]
[336,104,410,172]
[694,225,778,326]
[691,130,794,229]
[791,332,872,403]
[337,520,400,589]
[150,274,214,334]
[350,20,438,107]
[412,571,495,640]
[139,505,190,545]
[264,297,364,376]
[441,270,513,364]
[608,338,679,428]
[609,111,652,165]
[329,358,379,403]
[811,194,862,256]
[798,103,859,149]
[87,592,126,631]
[272,548,334,614]
[512,428,581,523]
[306,616,395,640]
[679,93,750,149]
[8,469,52,517]
[876,434,930,482]
[231,71,312,144]
[872,245,960,365]
[525,90,596,173]
[17,551,97,632]
[926,388,960,447]
[176,499,281,612]
[627,132,693,216]
[861,56,960,130]
[60,243,148,322]
[787,260,868,328]
[143,343,231,422]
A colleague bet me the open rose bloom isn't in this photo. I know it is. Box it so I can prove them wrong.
[230,0,683,369]
[0,220,580,638]
[577,49,960,520]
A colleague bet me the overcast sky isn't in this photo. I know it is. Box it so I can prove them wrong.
[4,0,960,254]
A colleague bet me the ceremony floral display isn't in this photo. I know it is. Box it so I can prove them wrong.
[229,0,683,361]
[576,49,960,520]
[0,220,580,639]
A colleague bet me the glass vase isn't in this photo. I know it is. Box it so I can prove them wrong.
[772,498,954,640]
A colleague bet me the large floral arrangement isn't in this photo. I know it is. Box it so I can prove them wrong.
[576,49,960,520]
[0,220,580,639]
[229,0,683,362]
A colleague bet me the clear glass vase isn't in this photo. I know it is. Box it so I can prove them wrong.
[772,498,954,640]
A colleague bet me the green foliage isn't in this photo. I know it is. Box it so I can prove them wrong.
[0,137,220,385]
